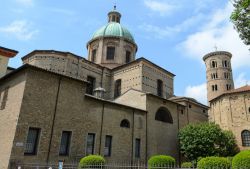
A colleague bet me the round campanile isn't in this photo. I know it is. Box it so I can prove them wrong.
[203,51,234,103]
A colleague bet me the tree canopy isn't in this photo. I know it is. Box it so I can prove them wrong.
[230,0,250,46]
[178,122,239,161]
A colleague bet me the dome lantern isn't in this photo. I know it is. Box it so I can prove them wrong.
[108,5,121,23]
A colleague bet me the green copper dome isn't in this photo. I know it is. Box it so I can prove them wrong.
[92,22,135,43]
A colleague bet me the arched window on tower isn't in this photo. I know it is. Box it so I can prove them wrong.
[241,130,250,147]
[224,72,229,79]
[211,61,217,68]
[215,84,218,91]
[114,79,121,98]
[120,119,130,128]
[155,107,173,124]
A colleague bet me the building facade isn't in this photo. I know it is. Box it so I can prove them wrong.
[0,8,208,169]
[0,47,18,78]
[203,51,250,150]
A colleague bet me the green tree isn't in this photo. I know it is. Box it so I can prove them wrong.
[230,0,250,45]
[178,122,239,161]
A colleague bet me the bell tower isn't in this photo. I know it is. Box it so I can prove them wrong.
[203,51,234,103]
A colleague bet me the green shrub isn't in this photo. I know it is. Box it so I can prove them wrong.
[232,150,250,169]
[227,156,233,165]
[78,155,105,168]
[181,162,192,168]
[148,155,175,168]
[197,157,230,169]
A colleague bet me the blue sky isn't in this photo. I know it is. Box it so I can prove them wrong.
[1,0,249,104]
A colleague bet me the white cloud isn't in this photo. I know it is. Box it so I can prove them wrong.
[179,2,250,69]
[184,83,207,105]
[16,0,34,7]
[144,0,176,16]
[138,24,177,39]
[0,20,39,41]
[139,13,205,39]
[235,73,250,88]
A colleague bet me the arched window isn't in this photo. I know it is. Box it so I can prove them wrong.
[222,60,228,67]
[120,119,130,128]
[155,107,173,124]
[242,130,250,147]
[211,61,217,68]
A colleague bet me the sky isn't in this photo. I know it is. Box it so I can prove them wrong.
[0,0,249,105]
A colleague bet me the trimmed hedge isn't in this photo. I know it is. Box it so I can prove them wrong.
[232,150,250,169]
[148,155,175,168]
[78,155,105,168]
[181,162,192,168]
[227,156,233,165]
[197,157,230,169]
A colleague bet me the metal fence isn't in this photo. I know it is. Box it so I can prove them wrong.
[15,162,194,169]
[15,162,249,169]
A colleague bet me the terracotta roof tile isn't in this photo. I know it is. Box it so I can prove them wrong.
[227,85,250,94]
[211,85,250,102]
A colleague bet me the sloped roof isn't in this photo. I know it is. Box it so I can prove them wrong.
[211,85,250,102]
[0,46,18,58]
[226,85,250,94]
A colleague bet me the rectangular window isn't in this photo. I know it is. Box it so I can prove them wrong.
[86,133,95,155]
[157,80,163,97]
[92,49,97,62]
[104,135,112,157]
[86,76,96,95]
[114,79,121,98]
[106,47,115,60]
[125,51,131,63]
[0,87,9,110]
[24,127,40,155]
[59,131,72,156]
[135,138,140,158]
